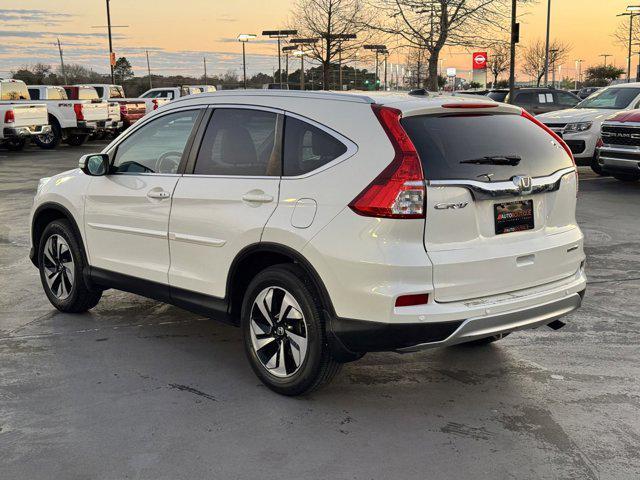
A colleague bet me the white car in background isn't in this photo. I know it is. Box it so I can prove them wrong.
[29,91,585,395]
[537,83,640,173]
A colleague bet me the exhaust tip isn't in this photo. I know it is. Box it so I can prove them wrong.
[547,320,566,331]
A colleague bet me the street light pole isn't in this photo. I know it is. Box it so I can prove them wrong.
[543,0,551,87]
[600,54,612,67]
[621,7,640,82]
[575,59,583,89]
[262,30,297,88]
[238,34,257,89]
[146,50,153,88]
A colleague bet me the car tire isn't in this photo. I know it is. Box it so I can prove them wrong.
[241,263,341,396]
[38,219,102,313]
[590,154,605,176]
[65,134,89,147]
[612,173,640,182]
[462,332,510,346]
[5,138,26,151]
[34,118,61,149]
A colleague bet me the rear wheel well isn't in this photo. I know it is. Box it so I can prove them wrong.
[227,246,333,323]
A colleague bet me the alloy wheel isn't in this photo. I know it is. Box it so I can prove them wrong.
[42,234,75,300]
[249,286,308,378]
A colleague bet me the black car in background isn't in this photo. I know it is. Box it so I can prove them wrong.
[486,88,580,115]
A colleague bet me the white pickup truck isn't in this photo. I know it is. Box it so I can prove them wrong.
[0,79,51,151]
[87,84,152,132]
[23,84,110,149]
[138,85,214,102]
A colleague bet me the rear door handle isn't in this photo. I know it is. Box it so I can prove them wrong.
[147,190,171,199]
[242,193,273,203]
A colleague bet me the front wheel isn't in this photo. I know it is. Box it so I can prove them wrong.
[241,264,341,396]
[38,220,102,313]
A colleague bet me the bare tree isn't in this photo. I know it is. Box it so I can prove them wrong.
[488,43,510,87]
[405,47,429,87]
[366,0,519,91]
[522,39,571,87]
[290,0,373,89]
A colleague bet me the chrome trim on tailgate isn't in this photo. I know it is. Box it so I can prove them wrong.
[427,167,576,200]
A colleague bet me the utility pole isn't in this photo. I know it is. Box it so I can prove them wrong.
[619,7,640,82]
[57,38,67,84]
[508,0,518,99]
[146,50,152,88]
[364,44,387,91]
[550,48,559,88]
[106,0,114,83]
[543,0,551,86]
[384,52,388,91]
[203,57,207,85]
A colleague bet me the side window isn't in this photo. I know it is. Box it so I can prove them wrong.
[193,108,279,176]
[514,92,535,107]
[283,116,347,176]
[112,109,200,174]
[555,91,579,107]
[29,88,40,100]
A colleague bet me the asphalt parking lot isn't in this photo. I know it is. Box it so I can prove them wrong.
[1,142,639,480]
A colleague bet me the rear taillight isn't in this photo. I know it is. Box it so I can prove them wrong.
[395,293,429,307]
[349,105,425,219]
[152,99,159,110]
[521,109,575,166]
[119,104,127,114]
[73,103,84,121]
[4,110,15,123]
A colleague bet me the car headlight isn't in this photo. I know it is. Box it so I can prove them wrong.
[564,122,592,133]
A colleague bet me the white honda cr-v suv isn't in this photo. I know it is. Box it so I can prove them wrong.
[30,91,586,395]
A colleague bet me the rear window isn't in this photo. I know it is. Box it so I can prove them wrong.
[47,87,67,100]
[2,81,29,100]
[401,113,573,182]
[486,91,508,102]
[109,86,125,98]
[78,87,98,100]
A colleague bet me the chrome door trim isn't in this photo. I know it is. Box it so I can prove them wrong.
[87,222,168,239]
[168,232,226,247]
[427,166,576,200]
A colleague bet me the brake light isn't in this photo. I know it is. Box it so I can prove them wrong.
[521,109,575,166]
[441,103,496,109]
[349,105,425,219]
[73,103,84,121]
[395,293,429,307]
[4,110,15,123]
[152,99,159,110]
[119,104,127,114]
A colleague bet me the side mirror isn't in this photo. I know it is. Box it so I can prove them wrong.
[79,153,109,176]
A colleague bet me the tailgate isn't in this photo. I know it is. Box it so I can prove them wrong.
[79,101,109,121]
[11,104,48,127]
[402,111,583,303]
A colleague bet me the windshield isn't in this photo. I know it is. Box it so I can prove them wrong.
[576,87,640,109]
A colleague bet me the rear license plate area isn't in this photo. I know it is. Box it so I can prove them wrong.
[494,200,534,234]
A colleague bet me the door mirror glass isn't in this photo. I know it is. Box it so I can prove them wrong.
[79,153,109,176]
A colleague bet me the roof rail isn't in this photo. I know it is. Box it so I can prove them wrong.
[171,89,376,105]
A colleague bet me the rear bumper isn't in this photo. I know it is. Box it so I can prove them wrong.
[597,145,640,175]
[4,124,51,138]
[328,268,586,355]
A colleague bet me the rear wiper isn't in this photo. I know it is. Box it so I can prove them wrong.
[460,155,521,166]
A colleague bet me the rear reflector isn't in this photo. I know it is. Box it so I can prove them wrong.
[152,99,159,110]
[441,102,496,109]
[4,110,15,123]
[395,293,429,307]
[349,105,425,219]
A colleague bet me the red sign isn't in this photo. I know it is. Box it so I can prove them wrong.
[473,52,487,70]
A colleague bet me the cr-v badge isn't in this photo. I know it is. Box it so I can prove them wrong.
[434,202,468,210]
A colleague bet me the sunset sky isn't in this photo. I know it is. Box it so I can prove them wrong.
[0,1,635,82]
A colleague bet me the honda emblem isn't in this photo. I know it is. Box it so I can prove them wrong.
[513,175,533,194]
